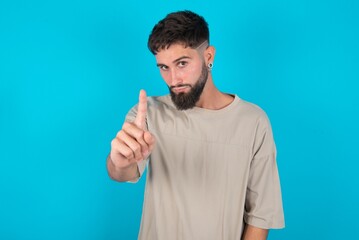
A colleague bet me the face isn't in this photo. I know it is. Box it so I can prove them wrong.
[155,43,209,110]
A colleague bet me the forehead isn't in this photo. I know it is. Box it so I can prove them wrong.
[155,43,199,63]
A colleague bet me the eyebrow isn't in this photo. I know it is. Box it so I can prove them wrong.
[173,56,191,63]
[156,56,191,67]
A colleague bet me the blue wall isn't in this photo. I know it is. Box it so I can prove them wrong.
[1,0,358,239]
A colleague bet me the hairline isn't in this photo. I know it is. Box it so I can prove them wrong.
[153,40,209,55]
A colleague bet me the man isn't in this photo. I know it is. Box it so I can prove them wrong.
[107,10,285,240]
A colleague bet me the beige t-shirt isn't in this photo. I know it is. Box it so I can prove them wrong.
[126,95,284,240]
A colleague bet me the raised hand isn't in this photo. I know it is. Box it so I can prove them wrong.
[108,90,155,181]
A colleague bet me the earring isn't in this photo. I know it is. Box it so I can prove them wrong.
[207,62,213,70]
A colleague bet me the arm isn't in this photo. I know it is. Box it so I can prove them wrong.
[242,224,268,240]
[243,113,285,234]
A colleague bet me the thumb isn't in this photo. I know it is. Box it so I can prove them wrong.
[144,131,155,145]
[134,89,147,129]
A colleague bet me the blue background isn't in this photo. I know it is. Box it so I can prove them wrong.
[1,0,358,239]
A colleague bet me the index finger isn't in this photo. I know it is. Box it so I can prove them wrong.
[134,89,147,129]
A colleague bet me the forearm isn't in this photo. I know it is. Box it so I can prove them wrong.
[106,155,139,182]
[242,224,268,240]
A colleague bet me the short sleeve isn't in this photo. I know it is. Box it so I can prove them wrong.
[244,114,285,229]
[125,105,149,183]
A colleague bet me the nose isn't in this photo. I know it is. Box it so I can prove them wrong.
[170,68,182,86]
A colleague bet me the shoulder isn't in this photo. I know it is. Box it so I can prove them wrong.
[236,97,270,123]
[231,97,274,138]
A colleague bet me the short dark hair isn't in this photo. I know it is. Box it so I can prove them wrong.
[148,10,209,55]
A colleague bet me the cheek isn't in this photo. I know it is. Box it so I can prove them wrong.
[185,63,203,80]
[179,61,203,79]
[159,71,171,85]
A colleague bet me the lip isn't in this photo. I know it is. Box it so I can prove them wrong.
[172,86,190,93]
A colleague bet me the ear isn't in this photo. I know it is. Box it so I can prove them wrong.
[204,46,216,65]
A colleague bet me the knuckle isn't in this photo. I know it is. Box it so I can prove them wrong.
[134,130,144,140]
[111,138,118,147]
[123,149,133,159]
[116,130,125,138]
[122,122,132,129]
[132,143,141,154]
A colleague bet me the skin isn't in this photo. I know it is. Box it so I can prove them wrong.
[242,224,269,240]
[107,43,268,239]
[107,90,155,182]
[156,43,233,110]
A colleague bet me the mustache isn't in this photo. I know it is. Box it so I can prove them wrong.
[170,84,192,90]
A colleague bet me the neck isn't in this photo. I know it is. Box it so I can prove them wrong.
[195,75,234,110]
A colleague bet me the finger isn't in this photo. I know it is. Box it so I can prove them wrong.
[144,131,155,146]
[116,131,144,161]
[134,89,147,129]
[122,122,149,155]
[111,138,135,161]
[143,131,155,156]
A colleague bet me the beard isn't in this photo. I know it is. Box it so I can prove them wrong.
[169,63,208,110]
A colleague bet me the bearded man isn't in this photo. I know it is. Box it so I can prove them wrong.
[107,10,285,240]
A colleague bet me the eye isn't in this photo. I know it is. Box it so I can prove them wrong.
[158,65,169,71]
[177,61,188,68]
